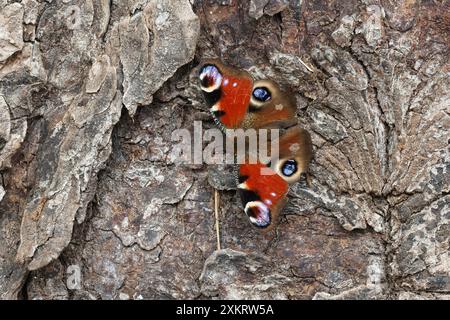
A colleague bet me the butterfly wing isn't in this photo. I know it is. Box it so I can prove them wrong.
[238,125,312,230]
[242,79,298,129]
[199,59,253,129]
[237,162,288,231]
[199,61,301,130]
[271,125,313,184]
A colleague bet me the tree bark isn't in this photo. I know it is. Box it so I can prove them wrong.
[0,0,448,299]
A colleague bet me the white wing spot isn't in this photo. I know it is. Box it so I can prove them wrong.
[289,143,300,152]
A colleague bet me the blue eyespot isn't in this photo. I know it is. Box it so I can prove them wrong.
[252,87,271,102]
[282,160,297,177]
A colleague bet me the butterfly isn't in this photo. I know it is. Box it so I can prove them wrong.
[199,59,312,231]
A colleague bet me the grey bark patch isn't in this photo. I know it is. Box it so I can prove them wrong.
[3,0,199,274]
[119,0,200,115]
[0,3,24,63]
[200,249,293,299]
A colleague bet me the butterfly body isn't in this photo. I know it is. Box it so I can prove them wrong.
[199,59,313,231]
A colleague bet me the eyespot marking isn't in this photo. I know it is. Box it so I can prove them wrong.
[199,64,223,92]
[252,87,272,102]
[281,160,297,177]
[245,201,271,228]
[239,189,261,207]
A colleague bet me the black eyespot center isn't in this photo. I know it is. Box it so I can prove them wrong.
[282,160,297,177]
[252,87,272,102]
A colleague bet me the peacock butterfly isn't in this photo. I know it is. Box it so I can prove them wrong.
[198,59,312,231]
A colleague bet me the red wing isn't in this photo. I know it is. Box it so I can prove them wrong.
[238,162,288,231]
[237,126,312,230]
[199,59,253,129]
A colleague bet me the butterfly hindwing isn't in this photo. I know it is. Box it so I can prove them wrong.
[238,125,312,230]
[237,162,288,231]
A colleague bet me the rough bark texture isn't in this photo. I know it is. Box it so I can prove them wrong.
[0,0,449,300]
